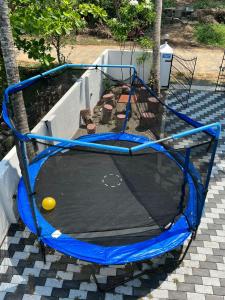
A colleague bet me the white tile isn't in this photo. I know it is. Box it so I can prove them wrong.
[3,236,20,244]
[34,261,51,270]
[13,251,30,260]
[125,279,141,287]
[0,283,17,293]
[210,270,225,279]
[23,268,41,277]
[34,285,52,296]
[159,280,177,290]
[203,241,219,249]
[1,258,19,267]
[196,247,213,255]
[216,263,225,271]
[15,231,30,238]
[195,284,213,294]
[151,288,169,298]
[45,254,61,262]
[211,235,225,243]
[100,267,117,276]
[22,295,41,300]
[216,230,225,236]
[66,264,81,273]
[11,275,28,285]
[76,259,90,266]
[91,274,107,284]
[167,274,185,283]
[57,271,73,280]
[45,278,63,288]
[183,260,200,268]
[69,289,87,299]
[0,293,6,300]
[202,276,220,286]
[24,245,39,253]
[105,293,123,300]
[115,285,133,295]
[175,267,192,275]
[187,292,205,300]
[0,266,8,274]
[0,243,9,251]
[80,282,97,292]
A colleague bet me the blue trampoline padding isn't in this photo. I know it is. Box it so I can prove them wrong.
[18,132,199,265]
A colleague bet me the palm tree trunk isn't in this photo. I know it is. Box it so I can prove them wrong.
[151,0,162,97]
[0,0,34,160]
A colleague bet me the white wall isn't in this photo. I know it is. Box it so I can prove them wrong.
[0,49,153,244]
[107,49,152,82]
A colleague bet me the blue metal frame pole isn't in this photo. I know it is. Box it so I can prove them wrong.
[27,133,130,153]
[19,140,46,262]
[131,122,221,153]
[204,137,219,192]
[122,72,137,133]
[5,64,137,96]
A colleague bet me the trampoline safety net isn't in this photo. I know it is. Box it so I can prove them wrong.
[2,64,220,264]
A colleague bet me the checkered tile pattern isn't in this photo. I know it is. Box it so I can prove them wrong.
[1,89,225,299]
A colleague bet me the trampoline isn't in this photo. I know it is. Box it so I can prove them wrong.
[2,64,220,270]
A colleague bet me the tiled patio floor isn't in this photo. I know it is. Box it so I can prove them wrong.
[0,90,225,300]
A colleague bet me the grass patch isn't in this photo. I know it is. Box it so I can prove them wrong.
[194,23,225,48]
[193,0,225,9]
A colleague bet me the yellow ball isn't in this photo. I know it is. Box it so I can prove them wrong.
[42,197,56,211]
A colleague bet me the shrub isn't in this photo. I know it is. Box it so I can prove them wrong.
[195,24,225,47]
[193,0,225,9]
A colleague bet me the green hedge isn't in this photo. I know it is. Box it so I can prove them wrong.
[195,24,225,47]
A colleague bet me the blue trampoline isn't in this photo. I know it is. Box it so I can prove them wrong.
[2,63,220,288]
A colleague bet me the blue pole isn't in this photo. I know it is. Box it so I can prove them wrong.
[27,133,130,153]
[122,72,137,133]
[131,122,221,153]
[204,137,219,192]
[19,140,46,262]
[6,64,137,96]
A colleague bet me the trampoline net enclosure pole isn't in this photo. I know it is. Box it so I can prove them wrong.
[19,140,46,262]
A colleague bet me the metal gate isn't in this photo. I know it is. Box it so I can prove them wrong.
[168,54,197,107]
[215,50,225,92]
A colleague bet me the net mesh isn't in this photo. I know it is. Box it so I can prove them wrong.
[34,141,191,246]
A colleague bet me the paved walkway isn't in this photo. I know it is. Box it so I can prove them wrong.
[0,90,225,299]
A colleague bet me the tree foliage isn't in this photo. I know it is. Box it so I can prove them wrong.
[10,0,107,65]
[107,0,154,44]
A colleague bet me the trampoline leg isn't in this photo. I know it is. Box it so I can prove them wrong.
[39,240,46,264]
[91,264,149,293]
[177,231,195,266]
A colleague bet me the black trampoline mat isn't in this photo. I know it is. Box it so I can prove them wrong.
[35,140,188,246]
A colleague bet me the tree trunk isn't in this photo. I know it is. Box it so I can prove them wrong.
[0,0,34,160]
[151,0,162,97]
[0,47,7,99]
[52,35,65,65]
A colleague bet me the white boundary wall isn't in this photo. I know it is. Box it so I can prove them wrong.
[0,49,152,243]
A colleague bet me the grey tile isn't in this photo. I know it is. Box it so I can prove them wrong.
[168,291,187,300]
[177,283,195,292]
[184,275,203,285]
[192,268,210,277]
[213,286,225,296]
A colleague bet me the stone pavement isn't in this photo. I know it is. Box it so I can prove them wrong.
[0,89,225,300]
